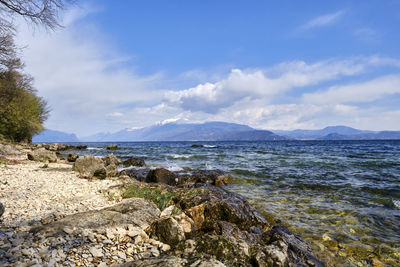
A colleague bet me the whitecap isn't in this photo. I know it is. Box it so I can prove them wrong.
[203,145,218,148]
[393,199,400,209]
[170,154,192,159]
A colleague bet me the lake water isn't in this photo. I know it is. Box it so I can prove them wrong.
[66,140,400,266]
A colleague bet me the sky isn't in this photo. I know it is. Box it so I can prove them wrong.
[15,0,400,136]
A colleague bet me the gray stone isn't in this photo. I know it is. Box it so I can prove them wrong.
[72,155,105,178]
[27,148,57,163]
[30,198,160,237]
[89,247,104,258]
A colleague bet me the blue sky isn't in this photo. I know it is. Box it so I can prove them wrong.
[15,0,400,136]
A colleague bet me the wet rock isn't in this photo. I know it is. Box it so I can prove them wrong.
[123,157,146,167]
[72,155,105,178]
[262,225,324,267]
[27,148,57,163]
[67,153,79,162]
[75,145,87,150]
[176,169,229,186]
[176,186,268,233]
[120,167,150,181]
[107,144,119,150]
[145,168,177,185]
[30,198,160,237]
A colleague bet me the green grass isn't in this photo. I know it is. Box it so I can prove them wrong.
[121,184,177,210]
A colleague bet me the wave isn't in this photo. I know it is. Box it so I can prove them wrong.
[171,154,192,159]
[87,147,102,150]
[393,199,400,209]
[191,144,219,148]
[169,154,208,160]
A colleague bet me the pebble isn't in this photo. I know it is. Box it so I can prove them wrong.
[0,159,163,266]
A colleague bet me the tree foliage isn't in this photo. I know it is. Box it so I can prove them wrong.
[0,1,71,142]
[0,59,49,142]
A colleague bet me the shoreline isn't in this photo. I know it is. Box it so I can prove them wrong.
[0,142,325,266]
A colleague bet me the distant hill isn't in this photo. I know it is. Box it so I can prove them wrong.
[273,126,400,140]
[82,122,288,141]
[32,130,79,143]
[35,124,400,143]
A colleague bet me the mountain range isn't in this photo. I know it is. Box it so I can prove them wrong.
[32,129,79,143]
[33,122,400,142]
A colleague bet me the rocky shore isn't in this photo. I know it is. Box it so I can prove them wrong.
[0,142,324,266]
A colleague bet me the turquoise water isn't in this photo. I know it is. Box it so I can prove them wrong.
[67,140,400,266]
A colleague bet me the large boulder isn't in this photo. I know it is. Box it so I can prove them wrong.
[27,148,57,163]
[102,154,121,177]
[72,155,106,178]
[145,168,177,185]
[176,186,268,233]
[0,144,21,155]
[30,198,160,237]
[123,156,146,167]
[103,153,121,166]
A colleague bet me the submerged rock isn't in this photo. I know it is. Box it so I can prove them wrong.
[107,144,119,150]
[27,148,57,163]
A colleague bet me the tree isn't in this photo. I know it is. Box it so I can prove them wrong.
[0,0,73,30]
[0,0,70,142]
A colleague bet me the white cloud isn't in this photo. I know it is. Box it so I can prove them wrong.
[300,10,345,31]
[15,7,165,136]
[303,75,400,104]
[165,57,400,114]
[107,112,123,117]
